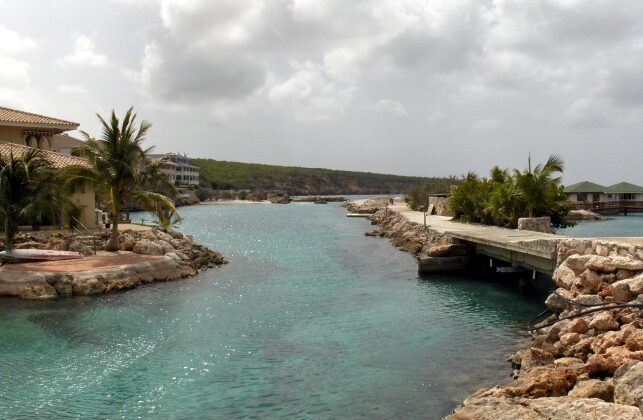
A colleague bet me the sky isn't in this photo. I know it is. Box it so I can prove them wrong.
[1,0,642,185]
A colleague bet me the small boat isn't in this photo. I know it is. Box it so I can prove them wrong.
[0,249,83,261]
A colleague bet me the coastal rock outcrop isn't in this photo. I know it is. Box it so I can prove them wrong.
[449,237,643,417]
[0,227,227,299]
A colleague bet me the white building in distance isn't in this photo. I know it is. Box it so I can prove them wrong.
[149,152,200,187]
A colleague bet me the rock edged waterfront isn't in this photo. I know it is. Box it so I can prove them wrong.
[0,228,226,299]
[347,199,643,419]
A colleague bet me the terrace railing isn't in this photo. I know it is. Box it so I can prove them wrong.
[573,200,643,212]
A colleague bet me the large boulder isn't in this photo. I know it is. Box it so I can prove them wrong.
[568,378,614,401]
[614,361,643,411]
[590,312,620,332]
[545,288,575,313]
[553,263,578,289]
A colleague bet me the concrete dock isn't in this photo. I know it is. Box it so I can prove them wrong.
[389,203,562,275]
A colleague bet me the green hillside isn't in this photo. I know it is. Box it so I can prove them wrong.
[192,158,457,195]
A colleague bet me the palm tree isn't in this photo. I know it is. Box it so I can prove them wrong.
[0,149,55,250]
[513,154,565,218]
[61,107,176,251]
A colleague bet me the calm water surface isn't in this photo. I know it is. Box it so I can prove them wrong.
[558,214,643,237]
[0,203,546,419]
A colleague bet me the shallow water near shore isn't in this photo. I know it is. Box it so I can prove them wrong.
[0,203,546,419]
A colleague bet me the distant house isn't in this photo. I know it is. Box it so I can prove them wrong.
[606,182,643,202]
[148,152,200,187]
[564,181,606,204]
[0,106,96,226]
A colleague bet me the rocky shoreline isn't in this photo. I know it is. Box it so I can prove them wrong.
[0,228,227,299]
[348,200,643,419]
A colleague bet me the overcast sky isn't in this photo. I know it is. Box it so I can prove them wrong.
[1,0,642,185]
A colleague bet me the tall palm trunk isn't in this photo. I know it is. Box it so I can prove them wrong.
[105,187,121,251]
[4,216,17,251]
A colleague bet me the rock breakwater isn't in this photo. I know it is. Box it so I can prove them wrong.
[449,238,643,418]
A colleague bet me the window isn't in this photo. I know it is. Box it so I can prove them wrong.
[577,193,587,202]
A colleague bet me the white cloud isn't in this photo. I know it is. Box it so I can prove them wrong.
[58,34,107,67]
[374,99,407,116]
[0,25,38,106]
[269,62,355,122]
[0,25,38,55]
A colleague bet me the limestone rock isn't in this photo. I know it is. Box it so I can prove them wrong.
[546,288,575,313]
[133,239,164,255]
[18,283,57,299]
[45,237,69,251]
[586,347,643,378]
[514,348,555,371]
[588,255,643,273]
[592,331,625,354]
[614,361,643,410]
[568,378,614,401]
[424,243,471,257]
[574,270,603,294]
[553,263,578,289]
[447,396,642,419]
[72,276,106,295]
[612,279,635,302]
[575,294,603,306]
[587,256,619,273]
[565,254,595,274]
[590,312,620,332]
[119,233,136,251]
[68,241,93,256]
[626,330,643,352]
[478,366,577,398]
[561,317,590,335]
[559,332,581,347]
[517,217,553,234]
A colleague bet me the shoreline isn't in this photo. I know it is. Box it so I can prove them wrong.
[346,199,643,418]
[0,228,227,299]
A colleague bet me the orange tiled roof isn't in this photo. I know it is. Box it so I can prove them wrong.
[0,106,79,129]
[0,142,90,169]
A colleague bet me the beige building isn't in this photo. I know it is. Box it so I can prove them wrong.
[0,106,96,227]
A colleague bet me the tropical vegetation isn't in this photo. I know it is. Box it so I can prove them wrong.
[448,155,573,228]
[62,107,176,251]
[405,178,460,211]
[0,149,58,250]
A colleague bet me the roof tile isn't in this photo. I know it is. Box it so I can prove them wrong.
[0,142,90,169]
[0,106,78,129]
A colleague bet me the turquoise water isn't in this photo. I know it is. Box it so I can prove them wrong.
[0,204,545,419]
[558,214,643,238]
